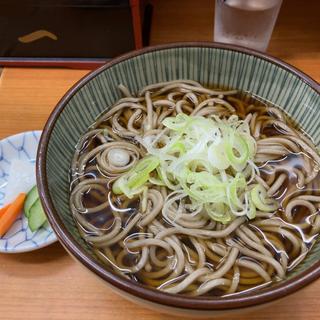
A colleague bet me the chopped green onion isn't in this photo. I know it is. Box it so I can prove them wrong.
[112,156,159,198]
[113,114,277,222]
[251,184,278,212]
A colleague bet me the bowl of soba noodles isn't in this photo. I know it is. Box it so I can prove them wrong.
[37,43,320,316]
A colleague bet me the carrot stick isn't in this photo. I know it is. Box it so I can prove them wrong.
[0,193,26,237]
[0,203,11,218]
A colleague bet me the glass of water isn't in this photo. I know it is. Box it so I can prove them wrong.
[214,0,283,51]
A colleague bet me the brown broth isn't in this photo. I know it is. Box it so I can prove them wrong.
[70,89,320,297]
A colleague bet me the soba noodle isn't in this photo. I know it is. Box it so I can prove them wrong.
[70,80,320,296]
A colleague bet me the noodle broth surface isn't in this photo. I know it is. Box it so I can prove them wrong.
[70,81,320,297]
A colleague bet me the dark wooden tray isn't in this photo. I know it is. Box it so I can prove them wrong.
[0,0,152,69]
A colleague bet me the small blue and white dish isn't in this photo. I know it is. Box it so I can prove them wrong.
[0,131,57,253]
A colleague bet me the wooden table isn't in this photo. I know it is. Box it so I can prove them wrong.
[0,1,319,319]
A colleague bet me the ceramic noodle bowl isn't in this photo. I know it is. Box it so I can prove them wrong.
[37,43,320,316]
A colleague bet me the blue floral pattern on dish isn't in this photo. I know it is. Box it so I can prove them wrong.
[0,131,57,253]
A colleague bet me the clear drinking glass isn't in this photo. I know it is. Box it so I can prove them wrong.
[214,0,283,51]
